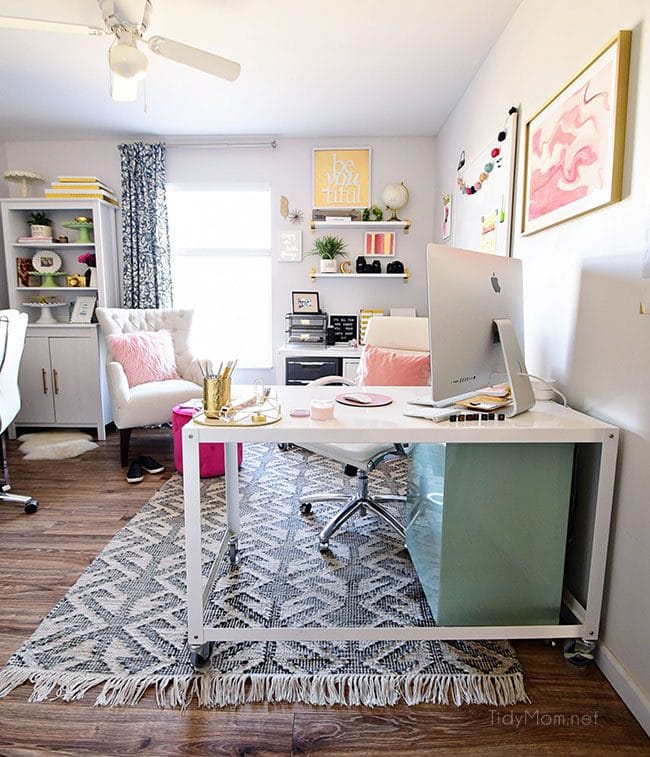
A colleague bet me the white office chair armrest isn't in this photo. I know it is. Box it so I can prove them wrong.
[308,375,356,386]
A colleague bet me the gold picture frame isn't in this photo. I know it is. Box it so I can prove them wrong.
[312,147,371,209]
[66,274,86,287]
[522,30,631,235]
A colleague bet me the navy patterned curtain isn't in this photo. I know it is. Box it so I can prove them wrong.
[118,142,173,308]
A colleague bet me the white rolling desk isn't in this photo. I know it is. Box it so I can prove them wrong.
[181,385,618,665]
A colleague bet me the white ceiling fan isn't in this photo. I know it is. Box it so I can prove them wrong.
[0,0,241,101]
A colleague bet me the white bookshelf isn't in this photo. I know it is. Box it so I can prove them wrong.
[0,198,119,439]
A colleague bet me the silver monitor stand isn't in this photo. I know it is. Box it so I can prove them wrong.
[494,318,535,417]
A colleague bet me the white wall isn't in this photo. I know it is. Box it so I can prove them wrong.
[167,137,434,382]
[0,142,8,308]
[1,136,435,382]
[434,0,650,731]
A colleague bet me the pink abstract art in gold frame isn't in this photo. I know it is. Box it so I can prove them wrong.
[522,31,631,235]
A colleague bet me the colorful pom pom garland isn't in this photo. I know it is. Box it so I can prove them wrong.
[457,108,517,197]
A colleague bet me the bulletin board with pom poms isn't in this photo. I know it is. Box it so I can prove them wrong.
[453,107,518,257]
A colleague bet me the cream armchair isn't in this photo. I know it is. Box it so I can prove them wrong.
[96,308,204,466]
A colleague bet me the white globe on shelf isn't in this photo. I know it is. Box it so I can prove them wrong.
[381,182,409,221]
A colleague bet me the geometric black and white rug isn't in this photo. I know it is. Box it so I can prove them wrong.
[0,443,527,708]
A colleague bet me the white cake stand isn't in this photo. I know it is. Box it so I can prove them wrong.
[23,302,67,324]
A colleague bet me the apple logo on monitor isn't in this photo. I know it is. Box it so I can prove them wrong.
[490,273,501,293]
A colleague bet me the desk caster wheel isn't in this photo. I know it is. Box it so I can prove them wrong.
[24,499,39,514]
[190,641,214,670]
[300,502,312,515]
[318,539,329,553]
[563,639,595,668]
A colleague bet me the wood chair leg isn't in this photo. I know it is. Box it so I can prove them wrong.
[120,428,132,468]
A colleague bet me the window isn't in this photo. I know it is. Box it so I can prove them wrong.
[167,184,272,368]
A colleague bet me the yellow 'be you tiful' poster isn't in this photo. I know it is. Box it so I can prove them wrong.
[313,148,371,208]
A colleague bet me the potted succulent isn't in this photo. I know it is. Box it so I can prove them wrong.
[27,211,53,239]
[309,235,347,273]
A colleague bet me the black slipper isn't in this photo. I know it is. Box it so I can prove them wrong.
[126,461,144,484]
[137,455,165,474]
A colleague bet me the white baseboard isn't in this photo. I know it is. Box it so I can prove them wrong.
[597,643,650,736]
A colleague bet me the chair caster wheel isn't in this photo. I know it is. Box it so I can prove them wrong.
[300,502,312,515]
[278,443,290,451]
[318,540,329,553]
[24,499,39,514]
[190,641,214,670]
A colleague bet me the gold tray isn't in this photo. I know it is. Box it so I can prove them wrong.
[193,408,282,427]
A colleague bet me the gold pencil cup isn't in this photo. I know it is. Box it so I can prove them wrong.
[204,376,231,418]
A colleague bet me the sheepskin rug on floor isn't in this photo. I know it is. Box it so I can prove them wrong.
[17,431,98,460]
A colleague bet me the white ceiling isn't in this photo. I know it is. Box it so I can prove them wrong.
[0,0,521,141]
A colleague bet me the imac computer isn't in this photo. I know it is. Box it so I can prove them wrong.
[419,243,535,417]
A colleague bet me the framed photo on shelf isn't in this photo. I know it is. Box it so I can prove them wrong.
[70,295,96,323]
[32,249,62,273]
[364,231,395,256]
[522,30,631,235]
[278,229,302,262]
[291,291,320,315]
[312,147,371,208]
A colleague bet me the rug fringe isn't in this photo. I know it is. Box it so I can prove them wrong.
[0,667,528,708]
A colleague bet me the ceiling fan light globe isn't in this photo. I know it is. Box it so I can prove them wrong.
[109,41,148,80]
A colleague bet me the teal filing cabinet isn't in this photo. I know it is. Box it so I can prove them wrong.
[406,442,574,626]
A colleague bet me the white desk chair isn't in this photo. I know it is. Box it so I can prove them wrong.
[96,308,204,466]
[298,316,429,551]
[0,310,39,513]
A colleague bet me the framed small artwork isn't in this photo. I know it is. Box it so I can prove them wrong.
[522,30,631,235]
[70,295,96,323]
[364,231,395,256]
[291,291,320,314]
[313,147,371,208]
[279,229,302,262]
[441,194,452,240]
[16,258,33,287]
[32,249,62,273]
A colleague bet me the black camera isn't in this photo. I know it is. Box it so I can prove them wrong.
[386,260,404,274]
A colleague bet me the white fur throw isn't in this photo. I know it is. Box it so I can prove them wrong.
[18,431,98,460]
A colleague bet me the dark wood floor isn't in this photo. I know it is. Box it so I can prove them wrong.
[0,429,647,756]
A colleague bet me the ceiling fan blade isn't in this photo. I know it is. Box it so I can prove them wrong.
[147,35,240,82]
[110,70,139,102]
[0,15,106,35]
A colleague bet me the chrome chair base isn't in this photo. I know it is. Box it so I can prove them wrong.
[299,468,405,552]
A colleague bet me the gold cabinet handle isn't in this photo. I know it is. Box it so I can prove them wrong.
[53,368,59,395]
[41,368,48,394]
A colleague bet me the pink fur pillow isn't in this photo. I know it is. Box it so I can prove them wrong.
[359,345,430,386]
[106,330,180,387]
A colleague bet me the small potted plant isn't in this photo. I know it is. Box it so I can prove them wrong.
[308,235,347,273]
[27,211,53,239]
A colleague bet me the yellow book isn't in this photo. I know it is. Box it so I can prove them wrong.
[57,176,104,183]
[44,191,119,206]
[51,182,114,193]
[359,308,384,344]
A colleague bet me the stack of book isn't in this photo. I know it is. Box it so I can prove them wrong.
[18,234,52,243]
[44,176,119,206]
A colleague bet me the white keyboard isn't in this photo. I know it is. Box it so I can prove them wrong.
[402,407,459,423]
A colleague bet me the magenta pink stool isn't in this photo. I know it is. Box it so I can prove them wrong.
[172,404,243,477]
